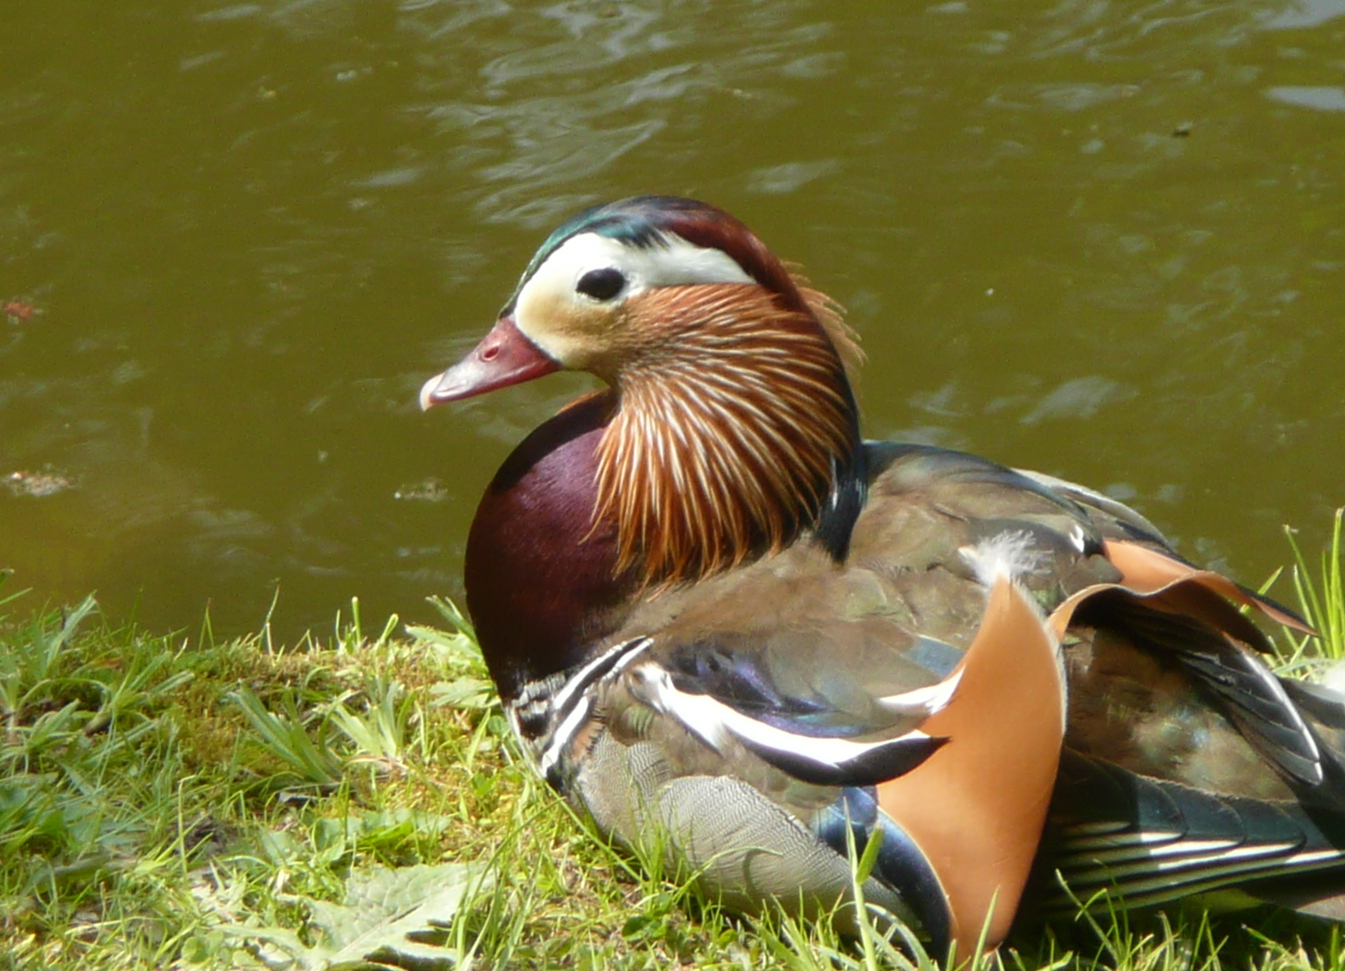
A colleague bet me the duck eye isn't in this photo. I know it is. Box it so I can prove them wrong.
[576,267,626,301]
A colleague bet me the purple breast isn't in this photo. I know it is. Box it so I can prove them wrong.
[464,395,631,701]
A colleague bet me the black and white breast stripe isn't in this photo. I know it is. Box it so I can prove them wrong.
[506,636,655,787]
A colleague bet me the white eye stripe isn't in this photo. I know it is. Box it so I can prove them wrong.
[513,231,754,346]
[539,230,751,294]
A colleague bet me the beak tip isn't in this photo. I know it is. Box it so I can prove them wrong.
[419,372,448,411]
[419,316,560,413]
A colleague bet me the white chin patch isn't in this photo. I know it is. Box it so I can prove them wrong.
[512,230,755,360]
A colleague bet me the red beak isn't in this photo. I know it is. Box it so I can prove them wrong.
[419,316,561,410]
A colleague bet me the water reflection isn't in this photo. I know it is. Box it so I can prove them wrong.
[1265,85,1345,110]
[1261,0,1345,29]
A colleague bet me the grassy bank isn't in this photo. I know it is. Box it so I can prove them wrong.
[2,515,1344,970]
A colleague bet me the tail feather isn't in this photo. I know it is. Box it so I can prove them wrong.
[1030,752,1345,917]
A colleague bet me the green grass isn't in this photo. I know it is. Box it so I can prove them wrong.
[1,515,1344,970]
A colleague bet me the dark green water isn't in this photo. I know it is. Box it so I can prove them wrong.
[3,0,1343,640]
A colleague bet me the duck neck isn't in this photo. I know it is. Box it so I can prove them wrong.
[595,283,867,590]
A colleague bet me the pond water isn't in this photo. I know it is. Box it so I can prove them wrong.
[3,0,1343,641]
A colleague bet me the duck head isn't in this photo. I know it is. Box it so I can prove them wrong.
[422,196,850,396]
[422,196,868,589]
[421,197,782,396]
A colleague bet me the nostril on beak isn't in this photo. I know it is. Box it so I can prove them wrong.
[481,343,500,362]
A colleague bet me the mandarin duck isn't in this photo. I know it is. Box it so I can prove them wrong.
[420,196,1345,956]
